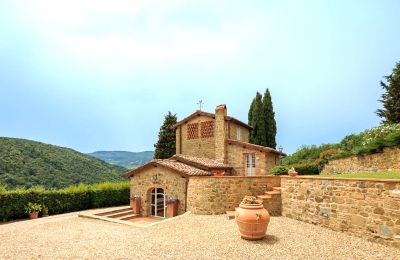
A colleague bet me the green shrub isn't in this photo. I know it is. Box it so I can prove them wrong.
[288,161,321,175]
[271,166,289,175]
[0,181,129,221]
[281,144,338,165]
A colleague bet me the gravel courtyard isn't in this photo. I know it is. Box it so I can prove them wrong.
[1,209,399,259]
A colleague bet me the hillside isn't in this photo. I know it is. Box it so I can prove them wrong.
[87,151,154,169]
[0,138,127,189]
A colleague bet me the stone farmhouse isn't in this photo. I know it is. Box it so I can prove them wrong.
[124,104,285,218]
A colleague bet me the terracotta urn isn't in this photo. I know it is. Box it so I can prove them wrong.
[166,200,179,218]
[29,212,39,219]
[288,167,298,177]
[235,197,270,240]
[130,197,141,214]
[213,171,224,177]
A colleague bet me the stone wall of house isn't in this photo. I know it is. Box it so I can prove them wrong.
[130,166,187,217]
[228,122,250,142]
[179,115,216,159]
[187,176,281,215]
[322,147,400,174]
[281,176,400,248]
[226,143,279,176]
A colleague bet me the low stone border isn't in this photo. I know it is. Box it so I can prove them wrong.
[78,210,191,228]
[281,175,400,183]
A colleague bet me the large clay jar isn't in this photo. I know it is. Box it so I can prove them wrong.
[235,203,270,240]
[130,197,141,214]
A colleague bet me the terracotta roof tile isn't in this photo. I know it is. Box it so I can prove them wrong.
[172,110,251,130]
[123,158,212,177]
[171,154,232,170]
[226,139,286,156]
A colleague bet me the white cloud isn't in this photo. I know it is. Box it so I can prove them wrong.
[17,0,266,71]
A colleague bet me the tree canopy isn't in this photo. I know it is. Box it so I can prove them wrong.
[248,89,277,148]
[154,111,177,159]
[376,61,400,123]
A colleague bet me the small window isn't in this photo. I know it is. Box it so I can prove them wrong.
[187,123,199,139]
[236,128,242,140]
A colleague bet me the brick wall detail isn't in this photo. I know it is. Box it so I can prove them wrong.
[322,147,400,174]
[187,176,281,215]
[130,167,187,217]
[281,176,400,248]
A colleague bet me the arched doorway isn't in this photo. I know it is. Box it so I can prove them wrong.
[150,187,166,218]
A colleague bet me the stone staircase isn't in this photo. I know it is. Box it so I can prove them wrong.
[94,207,139,221]
[226,186,282,219]
[256,187,282,216]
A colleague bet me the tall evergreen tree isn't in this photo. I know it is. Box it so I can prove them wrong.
[262,88,277,148]
[248,97,256,143]
[154,111,177,159]
[249,92,266,146]
[376,62,400,123]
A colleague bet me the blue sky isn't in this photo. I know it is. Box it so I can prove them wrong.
[0,0,399,154]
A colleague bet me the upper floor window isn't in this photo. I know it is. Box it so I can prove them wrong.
[201,121,214,138]
[236,127,242,141]
[187,123,199,139]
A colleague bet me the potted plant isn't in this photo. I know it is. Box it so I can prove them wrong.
[166,198,179,218]
[213,171,224,177]
[288,167,298,177]
[235,196,270,240]
[130,195,141,214]
[25,202,42,219]
[42,205,49,217]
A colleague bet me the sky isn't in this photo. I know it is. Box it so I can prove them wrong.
[0,0,399,154]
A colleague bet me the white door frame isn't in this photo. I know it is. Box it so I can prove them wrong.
[245,153,256,176]
[150,187,166,218]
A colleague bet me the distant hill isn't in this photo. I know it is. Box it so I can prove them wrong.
[0,137,127,189]
[87,151,154,169]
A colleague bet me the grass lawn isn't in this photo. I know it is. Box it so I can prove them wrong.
[306,172,400,179]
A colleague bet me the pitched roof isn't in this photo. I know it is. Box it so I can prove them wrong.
[172,110,252,130]
[226,139,286,156]
[123,158,212,178]
[171,154,233,170]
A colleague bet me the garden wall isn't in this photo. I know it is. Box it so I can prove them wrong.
[281,176,400,248]
[321,147,400,174]
[187,176,281,215]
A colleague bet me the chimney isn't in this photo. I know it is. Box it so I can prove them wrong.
[215,104,227,163]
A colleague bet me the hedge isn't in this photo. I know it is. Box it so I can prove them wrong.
[0,182,130,221]
[272,161,321,175]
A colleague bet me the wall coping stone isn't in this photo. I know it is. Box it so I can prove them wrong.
[281,175,400,183]
[189,176,280,179]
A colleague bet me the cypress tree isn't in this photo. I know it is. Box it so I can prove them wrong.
[248,97,256,143]
[154,111,177,159]
[262,88,277,148]
[376,62,400,123]
[249,92,266,146]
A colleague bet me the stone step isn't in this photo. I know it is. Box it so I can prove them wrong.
[108,210,137,218]
[120,213,141,220]
[226,211,235,220]
[265,190,281,196]
[94,207,132,216]
[272,187,281,192]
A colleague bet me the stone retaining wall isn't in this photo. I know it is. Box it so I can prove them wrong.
[281,176,400,248]
[187,176,281,215]
[322,147,400,174]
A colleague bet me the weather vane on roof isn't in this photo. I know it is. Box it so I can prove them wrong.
[197,100,203,111]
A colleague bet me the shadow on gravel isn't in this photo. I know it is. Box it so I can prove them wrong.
[248,235,280,245]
